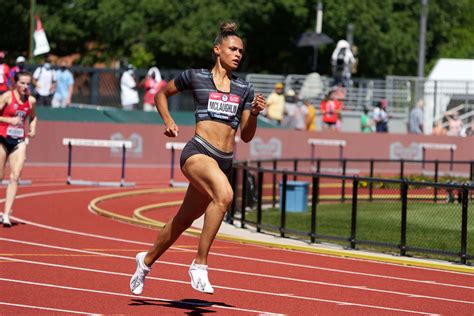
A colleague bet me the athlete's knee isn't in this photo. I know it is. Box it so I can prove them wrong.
[213,187,234,210]
[9,172,20,184]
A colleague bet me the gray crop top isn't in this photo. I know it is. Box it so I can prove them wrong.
[174,69,254,130]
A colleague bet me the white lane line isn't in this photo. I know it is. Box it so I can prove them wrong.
[0,276,435,315]
[1,242,472,306]
[0,278,281,315]
[7,186,474,278]
[7,214,474,291]
[0,301,93,315]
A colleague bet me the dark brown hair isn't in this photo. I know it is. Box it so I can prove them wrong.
[14,70,32,83]
[213,21,240,45]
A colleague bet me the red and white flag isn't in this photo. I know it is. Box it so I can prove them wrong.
[33,15,50,56]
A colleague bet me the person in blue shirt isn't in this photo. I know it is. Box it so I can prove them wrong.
[52,61,74,108]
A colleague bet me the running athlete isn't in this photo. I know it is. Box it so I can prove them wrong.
[130,21,266,295]
[0,71,37,227]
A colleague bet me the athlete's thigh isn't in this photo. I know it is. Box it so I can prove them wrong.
[175,184,212,221]
[181,154,231,199]
[0,145,8,173]
[7,143,27,175]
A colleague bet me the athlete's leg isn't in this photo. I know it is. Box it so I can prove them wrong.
[4,143,27,217]
[181,154,233,265]
[0,145,8,181]
[143,183,211,266]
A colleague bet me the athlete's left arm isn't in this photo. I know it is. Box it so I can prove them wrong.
[240,93,266,143]
[28,96,37,138]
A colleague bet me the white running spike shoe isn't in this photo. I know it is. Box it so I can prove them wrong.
[2,215,11,227]
[188,260,214,294]
[130,252,151,295]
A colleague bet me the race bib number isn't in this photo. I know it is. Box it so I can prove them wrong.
[207,92,240,121]
[6,126,24,138]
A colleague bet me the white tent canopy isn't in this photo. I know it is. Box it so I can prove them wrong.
[424,58,474,134]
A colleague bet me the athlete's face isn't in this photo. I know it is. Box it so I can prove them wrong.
[215,36,244,70]
[16,75,31,96]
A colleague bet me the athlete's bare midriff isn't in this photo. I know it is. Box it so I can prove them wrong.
[195,120,236,153]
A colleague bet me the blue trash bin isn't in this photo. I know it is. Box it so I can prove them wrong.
[279,181,309,212]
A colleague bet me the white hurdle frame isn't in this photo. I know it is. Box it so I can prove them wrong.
[308,138,347,165]
[420,142,457,171]
[62,138,135,187]
[165,142,188,187]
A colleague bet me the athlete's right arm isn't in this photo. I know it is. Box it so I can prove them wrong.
[154,80,179,137]
[0,93,20,125]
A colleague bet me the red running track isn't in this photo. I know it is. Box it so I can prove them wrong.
[0,183,473,315]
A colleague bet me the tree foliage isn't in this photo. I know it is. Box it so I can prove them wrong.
[0,0,472,77]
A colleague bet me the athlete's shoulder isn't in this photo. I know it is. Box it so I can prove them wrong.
[232,73,253,92]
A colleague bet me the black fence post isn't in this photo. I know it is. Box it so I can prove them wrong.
[272,160,277,208]
[460,184,468,265]
[280,173,288,238]
[317,159,321,173]
[293,159,298,181]
[369,159,374,201]
[341,159,347,202]
[257,170,263,233]
[400,159,405,180]
[350,177,359,249]
[227,166,238,225]
[241,163,248,229]
[400,181,408,257]
[434,160,439,202]
[310,176,319,243]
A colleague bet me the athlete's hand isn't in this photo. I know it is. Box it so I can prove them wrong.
[10,117,21,125]
[250,93,266,115]
[28,129,36,138]
[164,120,179,137]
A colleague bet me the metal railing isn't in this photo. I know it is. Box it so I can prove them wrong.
[227,158,474,264]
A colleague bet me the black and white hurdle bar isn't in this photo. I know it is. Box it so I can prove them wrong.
[166,142,188,187]
[420,142,457,171]
[308,138,347,166]
[63,138,135,187]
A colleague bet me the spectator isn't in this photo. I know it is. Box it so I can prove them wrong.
[304,99,316,131]
[143,66,166,112]
[0,51,10,95]
[330,40,355,87]
[264,82,285,124]
[52,61,74,108]
[462,120,473,137]
[320,90,341,131]
[32,56,56,106]
[408,99,424,134]
[9,56,26,89]
[432,119,447,136]
[445,111,463,136]
[120,64,139,111]
[282,89,300,129]
[360,106,373,133]
[372,98,390,133]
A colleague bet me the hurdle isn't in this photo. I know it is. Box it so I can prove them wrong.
[308,138,347,165]
[1,137,32,186]
[420,142,457,171]
[62,138,135,187]
[165,142,188,187]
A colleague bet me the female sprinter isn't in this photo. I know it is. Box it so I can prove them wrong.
[0,70,37,227]
[130,21,266,295]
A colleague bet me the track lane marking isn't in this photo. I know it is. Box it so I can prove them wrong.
[1,241,472,307]
[0,278,278,315]
[0,302,93,315]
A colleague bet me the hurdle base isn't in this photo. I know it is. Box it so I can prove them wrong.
[1,179,32,186]
[170,180,189,188]
[68,179,135,187]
